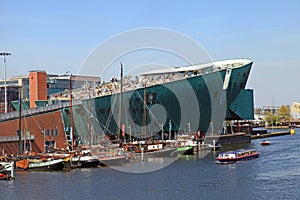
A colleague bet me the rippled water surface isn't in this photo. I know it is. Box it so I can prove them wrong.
[2,129,300,200]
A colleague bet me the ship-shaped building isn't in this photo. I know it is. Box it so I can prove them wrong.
[0,58,254,154]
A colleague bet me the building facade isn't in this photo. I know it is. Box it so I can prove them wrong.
[0,72,100,112]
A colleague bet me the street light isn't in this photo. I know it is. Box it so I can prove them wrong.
[0,52,11,113]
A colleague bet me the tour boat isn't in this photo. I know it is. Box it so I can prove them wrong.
[215,149,260,164]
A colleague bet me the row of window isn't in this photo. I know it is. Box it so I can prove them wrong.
[43,129,59,136]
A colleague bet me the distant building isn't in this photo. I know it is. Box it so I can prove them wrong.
[291,102,300,119]
[0,78,25,112]
[254,105,280,122]
[255,106,279,116]
[0,71,100,112]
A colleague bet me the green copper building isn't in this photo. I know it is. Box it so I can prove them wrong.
[69,58,254,141]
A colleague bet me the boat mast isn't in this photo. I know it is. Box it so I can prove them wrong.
[18,88,22,155]
[119,62,123,140]
[69,73,74,150]
[143,83,147,138]
[88,93,92,147]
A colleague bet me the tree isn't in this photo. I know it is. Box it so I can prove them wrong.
[277,105,291,125]
[264,111,279,126]
[263,105,291,126]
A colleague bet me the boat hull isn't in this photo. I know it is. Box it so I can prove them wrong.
[177,146,194,155]
[216,154,260,164]
[98,155,128,166]
[261,141,270,146]
[134,147,177,158]
[80,159,99,168]
[0,173,9,180]
[27,159,65,171]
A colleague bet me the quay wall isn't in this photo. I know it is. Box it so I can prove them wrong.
[204,132,251,145]
[251,131,290,140]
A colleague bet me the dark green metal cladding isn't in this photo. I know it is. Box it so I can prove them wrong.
[77,61,254,137]
[229,89,254,120]
[225,62,254,119]
[82,70,219,135]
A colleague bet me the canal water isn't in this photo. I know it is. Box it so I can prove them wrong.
[2,129,300,200]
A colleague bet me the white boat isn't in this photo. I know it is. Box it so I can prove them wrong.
[71,155,99,168]
[28,159,65,171]
[16,158,65,171]
[0,161,15,180]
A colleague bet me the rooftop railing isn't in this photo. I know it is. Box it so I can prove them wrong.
[0,100,82,121]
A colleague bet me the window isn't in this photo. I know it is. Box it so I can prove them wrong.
[147,93,157,104]
[45,129,50,136]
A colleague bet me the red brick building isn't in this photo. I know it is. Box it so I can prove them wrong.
[29,71,47,108]
[0,110,68,155]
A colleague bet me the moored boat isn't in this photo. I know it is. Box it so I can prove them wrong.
[69,150,100,168]
[215,149,260,164]
[124,142,177,156]
[16,158,65,171]
[98,154,128,166]
[71,155,99,168]
[199,143,223,151]
[0,161,15,180]
[177,146,194,155]
[134,147,177,158]
[28,159,65,171]
[0,172,9,180]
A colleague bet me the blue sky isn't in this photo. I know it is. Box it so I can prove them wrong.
[0,0,299,108]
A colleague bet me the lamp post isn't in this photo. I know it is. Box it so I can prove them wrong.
[0,52,11,113]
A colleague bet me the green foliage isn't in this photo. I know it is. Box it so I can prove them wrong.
[264,105,291,126]
[277,105,291,123]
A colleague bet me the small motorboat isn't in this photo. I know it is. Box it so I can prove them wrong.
[261,140,270,146]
